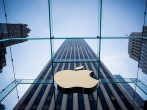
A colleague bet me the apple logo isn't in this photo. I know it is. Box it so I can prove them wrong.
[54,66,99,94]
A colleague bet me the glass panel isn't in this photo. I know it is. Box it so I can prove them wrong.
[0,0,5,23]
[0,80,21,101]
[52,0,98,37]
[100,78,138,83]
[1,86,19,110]
[101,39,139,78]
[0,0,147,109]
[20,79,53,84]
[132,79,147,95]
[0,0,50,109]
[100,38,147,101]
[6,40,50,79]
[102,0,145,37]
[53,39,64,56]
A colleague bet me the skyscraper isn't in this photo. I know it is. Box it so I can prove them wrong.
[114,75,145,108]
[13,39,144,110]
[128,26,147,74]
[128,32,142,62]
[0,23,31,73]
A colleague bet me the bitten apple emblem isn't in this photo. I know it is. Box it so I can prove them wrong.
[54,66,99,94]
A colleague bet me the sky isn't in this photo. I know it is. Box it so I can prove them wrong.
[0,0,147,109]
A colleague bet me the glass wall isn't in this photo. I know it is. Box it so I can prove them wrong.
[0,0,147,109]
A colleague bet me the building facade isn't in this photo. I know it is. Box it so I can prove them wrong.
[128,32,142,62]
[0,23,30,73]
[114,75,145,108]
[14,39,143,110]
[128,26,147,74]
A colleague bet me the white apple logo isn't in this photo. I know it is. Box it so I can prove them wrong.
[54,66,99,94]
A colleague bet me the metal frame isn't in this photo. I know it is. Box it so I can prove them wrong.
[0,36,147,43]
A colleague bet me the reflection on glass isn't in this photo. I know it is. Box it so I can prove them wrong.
[0,23,30,73]
[128,26,147,75]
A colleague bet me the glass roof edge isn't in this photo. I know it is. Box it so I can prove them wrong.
[0,36,147,43]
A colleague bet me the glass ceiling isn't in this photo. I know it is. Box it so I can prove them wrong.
[0,0,147,109]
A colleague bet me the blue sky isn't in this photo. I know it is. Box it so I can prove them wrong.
[0,0,147,109]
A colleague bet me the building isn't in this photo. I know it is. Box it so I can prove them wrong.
[0,43,6,73]
[114,75,145,108]
[0,23,31,73]
[128,32,142,61]
[128,26,147,74]
[0,103,5,110]
[14,39,145,110]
